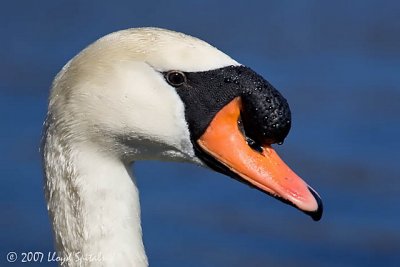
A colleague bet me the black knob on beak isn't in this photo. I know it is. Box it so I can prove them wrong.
[241,79,291,146]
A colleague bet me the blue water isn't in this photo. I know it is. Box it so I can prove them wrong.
[1,1,400,266]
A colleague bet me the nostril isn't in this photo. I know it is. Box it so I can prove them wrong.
[246,137,264,153]
[237,116,264,153]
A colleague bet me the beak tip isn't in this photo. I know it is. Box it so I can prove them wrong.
[306,186,323,221]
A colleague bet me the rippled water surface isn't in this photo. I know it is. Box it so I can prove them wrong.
[1,1,399,266]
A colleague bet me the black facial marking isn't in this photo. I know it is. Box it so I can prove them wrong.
[163,65,291,145]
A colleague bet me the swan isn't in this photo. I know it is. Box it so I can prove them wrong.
[42,27,322,266]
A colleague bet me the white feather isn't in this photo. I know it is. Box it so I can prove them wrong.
[43,27,239,266]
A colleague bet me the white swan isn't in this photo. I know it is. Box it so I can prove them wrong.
[42,27,322,266]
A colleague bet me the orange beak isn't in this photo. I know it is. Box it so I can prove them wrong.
[197,97,322,220]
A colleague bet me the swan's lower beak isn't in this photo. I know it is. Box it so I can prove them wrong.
[196,97,323,221]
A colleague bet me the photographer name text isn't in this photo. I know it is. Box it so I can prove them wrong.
[6,251,103,264]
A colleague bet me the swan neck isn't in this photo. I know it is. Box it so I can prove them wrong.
[43,129,148,267]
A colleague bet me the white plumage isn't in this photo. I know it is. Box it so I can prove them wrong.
[43,28,239,266]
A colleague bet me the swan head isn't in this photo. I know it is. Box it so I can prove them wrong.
[47,27,322,220]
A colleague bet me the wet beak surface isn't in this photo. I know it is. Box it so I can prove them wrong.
[197,97,323,220]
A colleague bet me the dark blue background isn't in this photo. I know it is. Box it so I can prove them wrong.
[1,1,399,266]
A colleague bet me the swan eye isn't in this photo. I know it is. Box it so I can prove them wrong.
[165,71,186,87]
